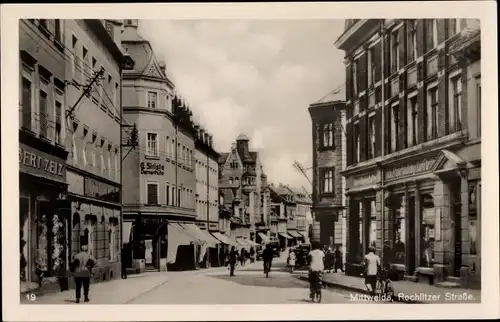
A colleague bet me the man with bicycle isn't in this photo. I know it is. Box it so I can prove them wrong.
[307,242,325,300]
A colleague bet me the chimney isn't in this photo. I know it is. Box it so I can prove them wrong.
[158,61,166,75]
[199,128,206,142]
[204,133,210,145]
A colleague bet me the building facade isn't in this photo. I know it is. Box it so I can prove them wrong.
[19,19,70,293]
[308,90,346,250]
[335,19,481,288]
[65,19,128,284]
[218,135,268,243]
[292,188,313,244]
[194,128,220,233]
[121,20,198,272]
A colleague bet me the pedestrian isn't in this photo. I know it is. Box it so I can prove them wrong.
[71,245,96,303]
[262,244,274,277]
[324,248,333,273]
[363,246,380,296]
[334,245,344,273]
[229,246,237,277]
[288,249,296,273]
[121,244,130,279]
[249,247,255,263]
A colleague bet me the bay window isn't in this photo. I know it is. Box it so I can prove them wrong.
[322,122,334,148]
[147,91,157,109]
[321,168,334,195]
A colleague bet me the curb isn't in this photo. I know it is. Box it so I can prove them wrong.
[295,275,423,304]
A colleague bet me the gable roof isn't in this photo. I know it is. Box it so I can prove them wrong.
[218,153,229,164]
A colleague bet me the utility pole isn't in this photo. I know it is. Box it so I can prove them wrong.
[66,67,104,118]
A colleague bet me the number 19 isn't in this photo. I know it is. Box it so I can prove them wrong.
[26,293,36,301]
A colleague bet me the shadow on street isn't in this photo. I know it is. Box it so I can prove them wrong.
[209,273,308,289]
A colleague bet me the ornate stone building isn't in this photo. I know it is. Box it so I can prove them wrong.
[335,19,481,288]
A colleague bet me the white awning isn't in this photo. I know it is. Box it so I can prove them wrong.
[167,223,194,264]
[288,230,303,238]
[258,232,270,244]
[211,232,237,246]
[176,223,204,245]
[279,232,293,239]
[122,221,134,244]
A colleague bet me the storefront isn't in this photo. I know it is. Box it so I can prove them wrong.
[345,147,481,287]
[19,137,69,293]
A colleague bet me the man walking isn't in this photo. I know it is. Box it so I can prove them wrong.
[363,246,381,296]
[229,246,238,277]
[262,244,274,278]
[71,245,96,303]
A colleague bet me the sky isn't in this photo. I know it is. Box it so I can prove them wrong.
[139,19,346,191]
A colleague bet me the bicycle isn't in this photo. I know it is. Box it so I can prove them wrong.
[309,271,323,303]
[375,268,395,300]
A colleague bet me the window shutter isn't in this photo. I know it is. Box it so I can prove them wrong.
[398,95,406,150]
[425,19,434,52]
[406,20,413,63]
[346,122,353,166]
[384,103,391,154]
[360,52,368,93]
[375,107,382,157]
[417,86,426,143]
[437,19,446,44]
[359,114,367,162]
[416,20,424,57]
[384,33,391,77]
[398,23,406,70]
[438,76,447,137]
[346,63,353,101]
[374,42,382,83]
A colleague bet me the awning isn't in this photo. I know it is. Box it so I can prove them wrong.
[236,238,251,250]
[177,223,207,245]
[288,230,303,238]
[295,231,305,237]
[122,221,134,244]
[258,232,270,244]
[279,232,293,239]
[211,232,237,246]
[167,223,194,264]
[188,224,220,247]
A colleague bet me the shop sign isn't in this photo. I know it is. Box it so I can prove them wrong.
[141,217,169,226]
[19,143,66,183]
[140,162,165,175]
[353,173,378,188]
[384,158,435,181]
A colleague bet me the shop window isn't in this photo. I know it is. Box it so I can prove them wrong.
[468,181,479,255]
[35,201,51,277]
[393,198,406,265]
[369,200,377,249]
[20,197,30,284]
[357,201,363,260]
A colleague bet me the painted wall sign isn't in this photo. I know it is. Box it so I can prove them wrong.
[140,162,165,175]
[19,143,66,183]
[384,158,435,181]
[353,173,378,187]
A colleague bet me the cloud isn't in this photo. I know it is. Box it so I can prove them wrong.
[139,19,346,188]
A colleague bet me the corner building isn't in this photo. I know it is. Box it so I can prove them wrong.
[335,19,481,288]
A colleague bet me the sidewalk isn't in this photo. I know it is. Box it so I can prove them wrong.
[294,271,481,304]
[21,266,229,305]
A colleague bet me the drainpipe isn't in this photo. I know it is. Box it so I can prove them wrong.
[380,19,386,259]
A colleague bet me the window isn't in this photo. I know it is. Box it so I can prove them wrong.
[427,86,438,140]
[82,47,88,81]
[432,19,438,48]
[147,183,159,205]
[54,19,62,43]
[408,95,418,146]
[113,83,119,109]
[114,148,119,181]
[321,168,334,194]
[55,100,62,145]
[100,140,105,174]
[182,146,186,165]
[171,138,175,159]
[147,91,157,109]
[368,47,375,85]
[352,60,358,95]
[91,57,97,72]
[171,186,176,206]
[21,77,32,130]
[107,145,112,177]
[91,135,97,168]
[147,133,158,157]
[368,114,375,159]
[229,177,233,185]
[391,29,399,73]
[354,122,360,163]
[71,35,78,79]
[450,76,462,133]
[411,20,418,61]
[108,219,118,262]
[391,104,399,152]
[166,184,170,205]
[177,187,181,207]
[231,161,238,169]
[322,122,334,148]
[39,90,48,138]
[477,81,481,136]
